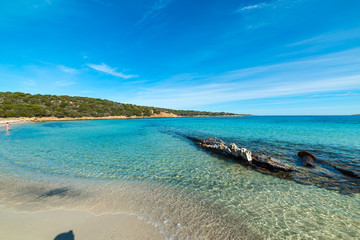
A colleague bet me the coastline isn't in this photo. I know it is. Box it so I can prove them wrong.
[0,207,163,240]
[0,112,178,125]
[0,113,251,124]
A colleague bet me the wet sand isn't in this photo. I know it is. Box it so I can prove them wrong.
[0,206,163,240]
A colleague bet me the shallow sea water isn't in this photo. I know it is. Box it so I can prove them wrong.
[0,116,359,239]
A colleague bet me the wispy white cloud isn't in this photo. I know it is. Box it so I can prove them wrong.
[129,48,360,108]
[239,3,269,11]
[58,65,77,74]
[87,63,138,79]
[138,0,173,24]
[0,63,80,94]
[263,92,360,105]
[132,75,360,108]
[233,0,305,30]
[288,27,360,47]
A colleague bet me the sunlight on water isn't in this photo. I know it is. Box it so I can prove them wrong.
[0,116,359,239]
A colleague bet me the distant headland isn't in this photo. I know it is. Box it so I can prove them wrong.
[0,92,251,122]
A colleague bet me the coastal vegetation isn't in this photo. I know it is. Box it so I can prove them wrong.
[0,92,242,118]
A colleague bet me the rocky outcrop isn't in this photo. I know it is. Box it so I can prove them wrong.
[298,150,316,167]
[229,143,252,162]
[189,137,294,172]
[183,135,360,194]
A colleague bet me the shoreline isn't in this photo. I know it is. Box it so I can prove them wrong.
[0,174,261,240]
[0,112,179,124]
[0,206,163,240]
[0,113,250,124]
[0,175,164,240]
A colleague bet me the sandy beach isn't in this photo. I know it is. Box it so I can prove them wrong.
[0,118,33,125]
[0,207,163,240]
[0,117,167,240]
[0,112,179,125]
[0,112,249,126]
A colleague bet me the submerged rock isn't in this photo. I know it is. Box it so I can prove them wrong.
[298,150,316,167]
[333,166,360,179]
[252,154,294,172]
[183,135,360,194]
[189,137,294,172]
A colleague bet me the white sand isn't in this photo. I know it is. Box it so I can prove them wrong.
[0,118,32,125]
[0,207,163,240]
[0,118,32,133]
[0,112,179,125]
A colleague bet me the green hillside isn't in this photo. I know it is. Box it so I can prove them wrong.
[0,92,240,118]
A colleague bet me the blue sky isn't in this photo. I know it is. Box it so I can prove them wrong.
[0,0,359,115]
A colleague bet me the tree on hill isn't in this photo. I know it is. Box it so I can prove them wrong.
[0,92,240,118]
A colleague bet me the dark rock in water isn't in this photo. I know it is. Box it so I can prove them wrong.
[252,154,294,172]
[333,166,360,179]
[189,137,294,173]
[182,134,360,194]
[298,150,316,167]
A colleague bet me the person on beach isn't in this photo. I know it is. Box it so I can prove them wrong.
[5,122,10,132]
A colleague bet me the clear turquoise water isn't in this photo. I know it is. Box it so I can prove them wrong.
[0,116,359,239]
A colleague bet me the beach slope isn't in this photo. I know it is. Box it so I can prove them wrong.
[0,207,163,240]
